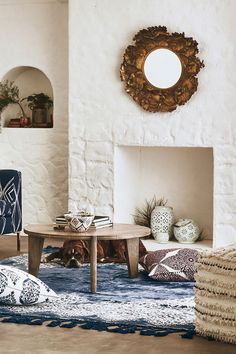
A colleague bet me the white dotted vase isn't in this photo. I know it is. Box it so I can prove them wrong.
[151,206,174,243]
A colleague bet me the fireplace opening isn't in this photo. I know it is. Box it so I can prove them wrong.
[114,146,213,244]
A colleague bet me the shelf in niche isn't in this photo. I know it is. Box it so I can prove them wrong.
[142,239,212,252]
[1,66,54,129]
[4,127,54,129]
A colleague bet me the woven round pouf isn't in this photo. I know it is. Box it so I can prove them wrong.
[150,206,174,243]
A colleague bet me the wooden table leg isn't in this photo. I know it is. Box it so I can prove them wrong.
[90,236,97,293]
[125,237,139,278]
[28,235,44,277]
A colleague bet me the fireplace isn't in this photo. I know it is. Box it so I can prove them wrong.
[114,146,213,246]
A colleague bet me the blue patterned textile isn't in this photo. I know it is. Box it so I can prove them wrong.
[0,249,195,337]
[0,170,22,234]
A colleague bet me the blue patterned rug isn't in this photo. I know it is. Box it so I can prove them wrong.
[0,247,195,337]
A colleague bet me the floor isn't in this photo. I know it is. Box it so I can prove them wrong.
[0,235,235,354]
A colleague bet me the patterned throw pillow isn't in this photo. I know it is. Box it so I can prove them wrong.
[139,248,199,281]
[0,265,58,305]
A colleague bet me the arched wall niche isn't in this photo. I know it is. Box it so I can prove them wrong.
[1,66,54,128]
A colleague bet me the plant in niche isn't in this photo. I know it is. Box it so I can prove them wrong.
[133,196,167,232]
[22,93,53,128]
[0,80,26,116]
[22,93,53,110]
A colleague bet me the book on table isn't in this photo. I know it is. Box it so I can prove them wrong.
[91,219,111,227]
[90,222,113,229]
[91,216,112,228]
[55,216,67,225]
[92,216,110,223]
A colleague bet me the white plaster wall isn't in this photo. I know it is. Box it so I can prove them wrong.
[69,0,236,247]
[0,0,68,225]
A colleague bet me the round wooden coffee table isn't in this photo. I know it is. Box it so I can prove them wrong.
[24,224,151,293]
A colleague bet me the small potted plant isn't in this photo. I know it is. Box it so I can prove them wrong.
[23,93,53,127]
[0,80,29,127]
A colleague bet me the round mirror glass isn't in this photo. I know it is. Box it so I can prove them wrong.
[144,48,182,89]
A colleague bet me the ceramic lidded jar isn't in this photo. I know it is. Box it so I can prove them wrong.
[173,218,200,244]
[151,206,174,243]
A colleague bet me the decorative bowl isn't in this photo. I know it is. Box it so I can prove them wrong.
[64,213,94,232]
[173,218,200,244]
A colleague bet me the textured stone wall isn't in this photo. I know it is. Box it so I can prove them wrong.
[69,0,236,247]
[0,1,68,225]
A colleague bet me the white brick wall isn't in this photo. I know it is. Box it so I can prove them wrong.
[69,0,236,247]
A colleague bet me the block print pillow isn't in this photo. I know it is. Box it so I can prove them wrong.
[0,265,58,305]
[139,248,199,281]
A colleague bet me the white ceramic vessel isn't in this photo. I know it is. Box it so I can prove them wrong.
[173,218,200,243]
[64,213,94,232]
[150,206,174,243]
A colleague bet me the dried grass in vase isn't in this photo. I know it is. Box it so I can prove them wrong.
[133,196,167,238]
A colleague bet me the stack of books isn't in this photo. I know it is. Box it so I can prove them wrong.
[55,215,68,229]
[90,216,113,229]
[54,214,113,230]
[7,118,21,128]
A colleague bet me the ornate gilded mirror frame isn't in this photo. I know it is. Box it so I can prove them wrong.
[120,26,204,112]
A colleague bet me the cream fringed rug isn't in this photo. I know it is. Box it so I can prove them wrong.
[195,246,236,344]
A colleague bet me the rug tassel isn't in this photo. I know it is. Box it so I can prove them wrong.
[47,320,61,327]
[80,322,108,331]
[2,316,43,326]
[60,321,77,328]
[181,330,195,339]
[107,325,136,334]
[140,329,170,337]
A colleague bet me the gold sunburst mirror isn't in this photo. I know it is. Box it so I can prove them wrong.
[120,26,204,112]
